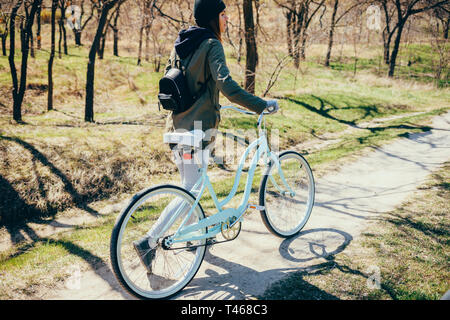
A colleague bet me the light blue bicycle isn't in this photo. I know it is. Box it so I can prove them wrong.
[110,106,315,299]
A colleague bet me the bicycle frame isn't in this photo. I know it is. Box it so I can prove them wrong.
[161,109,296,247]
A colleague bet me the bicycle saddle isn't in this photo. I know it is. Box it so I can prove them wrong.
[163,130,205,149]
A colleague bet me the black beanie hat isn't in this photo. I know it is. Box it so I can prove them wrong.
[194,0,226,27]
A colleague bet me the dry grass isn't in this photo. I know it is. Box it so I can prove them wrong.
[0,120,176,225]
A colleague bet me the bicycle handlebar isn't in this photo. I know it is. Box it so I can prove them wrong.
[220,105,256,115]
[220,105,279,130]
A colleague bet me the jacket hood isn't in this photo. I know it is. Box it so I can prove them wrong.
[174,26,216,59]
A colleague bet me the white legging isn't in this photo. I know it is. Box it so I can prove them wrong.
[146,147,210,248]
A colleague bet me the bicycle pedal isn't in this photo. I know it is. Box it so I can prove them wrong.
[248,204,265,211]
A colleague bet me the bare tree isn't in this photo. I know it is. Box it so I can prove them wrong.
[97,3,117,59]
[24,0,36,58]
[431,1,450,38]
[85,0,120,122]
[275,0,325,68]
[325,0,338,67]
[428,8,449,86]
[8,0,41,122]
[324,0,362,67]
[137,0,155,65]
[231,0,244,63]
[378,0,398,65]
[109,0,125,56]
[350,6,364,77]
[385,0,449,77]
[58,0,68,57]
[149,25,163,71]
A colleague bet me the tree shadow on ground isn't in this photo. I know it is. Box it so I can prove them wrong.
[0,135,102,247]
[281,96,433,134]
[0,170,126,298]
[1,231,130,299]
[281,95,374,127]
[0,135,131,298]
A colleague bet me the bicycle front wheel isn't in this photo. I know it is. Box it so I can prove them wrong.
[110,184,207,299]
[259,151,315,237]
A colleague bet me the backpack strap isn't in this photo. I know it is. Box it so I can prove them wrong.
[175,50,211,101]
[193,74,211,101]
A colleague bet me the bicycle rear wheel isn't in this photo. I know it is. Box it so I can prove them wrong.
[259,151,315,237]
[110,184,206,299]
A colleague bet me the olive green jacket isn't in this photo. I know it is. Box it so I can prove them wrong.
[164,38,267,146]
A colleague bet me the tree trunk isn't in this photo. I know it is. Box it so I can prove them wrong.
[325,0,338,67]
[300,30,307,60]
[144,27,149,61]
[74,29,82,45]
[112,2,121,57]
[444,17,449,39]
[293,12,300,68]
[62,25,68,54]
[243,0,257,94]
[236,1,243,63]
[48,0,57,111]
[286,10,293,58]
[137,11,145,65]
[383,41,390,65]
[19,20,25,52]
[1,34,7,56]
[23,4,33,56]
[9,1,23,122]
[30,23,35,58]
[85,1,116,122]
[113,28,119,56]
[388,22,404,78]
[383,28,397,65]
[298,3,308,62]
[36,2,41,49]
[60,4,68,55]
[58,15,62,58]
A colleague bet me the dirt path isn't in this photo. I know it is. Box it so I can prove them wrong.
[42,111,450,300]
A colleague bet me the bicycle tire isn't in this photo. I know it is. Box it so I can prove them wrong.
[110,184,207,299]
[259,151,315,238]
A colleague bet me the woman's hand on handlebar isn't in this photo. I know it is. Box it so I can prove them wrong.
[265,100,279,114]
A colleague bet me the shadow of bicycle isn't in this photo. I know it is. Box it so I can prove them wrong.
[175,227,352,300]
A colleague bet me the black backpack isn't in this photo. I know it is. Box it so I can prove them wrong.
[158,53,210,114]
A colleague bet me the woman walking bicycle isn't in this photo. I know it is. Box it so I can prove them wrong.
[108,0,316,300]
[132,0,279,272]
